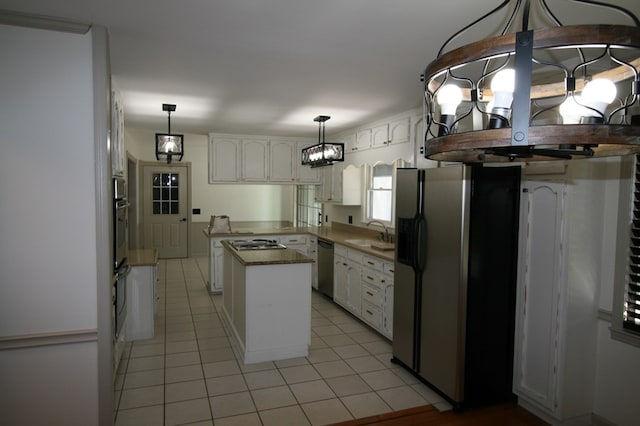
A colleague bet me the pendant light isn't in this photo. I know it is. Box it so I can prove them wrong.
[301,115,344,168]
[155,103,184,164]
[422,0,640,162]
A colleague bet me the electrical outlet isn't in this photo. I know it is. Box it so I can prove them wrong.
[348,215,353,224]
[192,208,201,214]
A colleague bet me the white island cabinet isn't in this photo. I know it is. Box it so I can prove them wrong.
[221,242,313,364]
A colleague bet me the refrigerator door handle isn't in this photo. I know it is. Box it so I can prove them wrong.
[415,215,427,272]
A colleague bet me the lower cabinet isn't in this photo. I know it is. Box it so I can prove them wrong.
[333,244,394,339]
[126,258,158,341]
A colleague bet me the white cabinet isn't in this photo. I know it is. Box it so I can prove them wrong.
[371,118,410,148]
[346,251,363,315]
[316,164,361,205]
[333,245,349,307]
[381,261,394,339]
[281,234,308,255]
[340,133,357,153]
[296,141,321,183]
[513,176,597,424]
[125,260,158,341]
[207,237,226,294]
[210,136,241,182]
[334,247,394,339]
[308,236,318,289]
[242,138,269,181]
[270,139,296,182]
[111,87,125,176]
[209,134,320,184]
[354,128,372,152]
[332,244,368,318]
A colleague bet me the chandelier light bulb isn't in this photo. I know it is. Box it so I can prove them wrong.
[490,68,516,109]
[436,84,463,115]
[559,95,589,124]
[581,78,617,117]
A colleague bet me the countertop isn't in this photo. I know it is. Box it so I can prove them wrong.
[204,223,395,261]
[221,241,315,266]
[127,249,158,266]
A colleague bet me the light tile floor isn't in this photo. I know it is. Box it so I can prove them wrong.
[114,257,451,426]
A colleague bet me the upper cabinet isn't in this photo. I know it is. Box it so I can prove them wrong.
[209,134,321,184]
[270,139,296,182]
[210,136,241,182]
[341,115,411,154]
[296,141,321,183]
[354,129,372,152]
[371,117,410,148]
[111,87,125,177]
[315,164,361,205]
[242,138,269,182]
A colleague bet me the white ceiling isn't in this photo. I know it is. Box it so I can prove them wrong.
[2,0,639,138]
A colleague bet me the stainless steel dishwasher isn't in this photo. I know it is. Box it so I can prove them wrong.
[317,238,334,299]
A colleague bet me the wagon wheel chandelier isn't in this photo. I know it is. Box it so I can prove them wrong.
[422,0,640,163]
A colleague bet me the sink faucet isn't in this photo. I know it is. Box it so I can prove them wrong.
[366,220,390,243]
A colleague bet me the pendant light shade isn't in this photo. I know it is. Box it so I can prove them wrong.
[156,103,184,164]
[422,0,640,162]
[301,115,344,168]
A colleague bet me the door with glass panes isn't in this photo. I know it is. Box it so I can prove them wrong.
[142,164,189,258]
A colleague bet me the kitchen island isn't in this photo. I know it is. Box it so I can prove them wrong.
[220,241,314,364]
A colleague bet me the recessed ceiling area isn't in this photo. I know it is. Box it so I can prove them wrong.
[2,0,639,137]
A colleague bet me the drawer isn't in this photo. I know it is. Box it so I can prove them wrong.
[335,244,348,257]
[281,235,307,245]
[361,269,383,290]
[362,285,382,308]
[362,255,383,272]
[361,302,382,329]
[348,249,363,264]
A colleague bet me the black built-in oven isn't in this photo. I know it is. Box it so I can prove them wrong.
[113,177,128,271]
[113,177,129,338]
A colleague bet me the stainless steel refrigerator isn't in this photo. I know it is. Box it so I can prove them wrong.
[392,165,520,409]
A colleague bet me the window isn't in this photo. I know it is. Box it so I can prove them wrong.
[366,162,394,224]
[296,185,321,227]
[152,173,179,214]
[612,154,640,347]
[625,155,640,333]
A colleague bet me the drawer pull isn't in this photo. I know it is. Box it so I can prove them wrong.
[366,291,374,296]
[367,261,374,265]
[367,275,374,280]
[366,310,373,315]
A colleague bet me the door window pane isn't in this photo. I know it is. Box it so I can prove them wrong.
[152,172,179,215]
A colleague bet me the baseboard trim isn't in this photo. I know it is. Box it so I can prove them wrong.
[0,329,98,350]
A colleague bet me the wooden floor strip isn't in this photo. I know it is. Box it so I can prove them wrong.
[331,403,549,426]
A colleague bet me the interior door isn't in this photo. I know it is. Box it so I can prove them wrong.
[142,164,189,258]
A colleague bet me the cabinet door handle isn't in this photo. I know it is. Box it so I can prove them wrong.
[366,291,374,296]
[366,310,373,315]
[367,261,374,266]
[367,275,374,280]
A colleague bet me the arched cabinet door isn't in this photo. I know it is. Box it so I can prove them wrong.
[514,179,566,415]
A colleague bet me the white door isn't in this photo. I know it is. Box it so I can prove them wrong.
[142,164,189,258]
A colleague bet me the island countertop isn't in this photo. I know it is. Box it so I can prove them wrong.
[205,223,394,261]
[221,240,315,266]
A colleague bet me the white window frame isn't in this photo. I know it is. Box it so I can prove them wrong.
[611,154,640,347]
[363,159,404,227]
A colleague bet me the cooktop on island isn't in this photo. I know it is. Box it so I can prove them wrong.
[230,239,287,251]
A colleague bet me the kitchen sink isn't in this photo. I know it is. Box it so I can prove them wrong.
[344,238,377,247]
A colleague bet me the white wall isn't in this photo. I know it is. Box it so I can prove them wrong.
[592,157,640,426]
[125,128,295,224]
[0,23,104,425]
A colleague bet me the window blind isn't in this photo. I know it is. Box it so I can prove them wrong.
[626,154,640,333]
